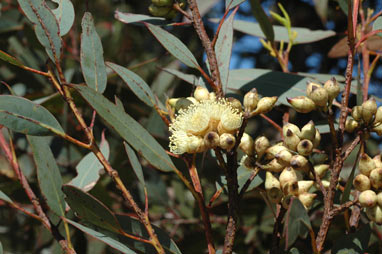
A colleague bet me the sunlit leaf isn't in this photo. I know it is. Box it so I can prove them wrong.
[226,0,246,9]
[115,11,167,25]
[249,0,274,42]
[50,0,75,36]
[373,17,382,37]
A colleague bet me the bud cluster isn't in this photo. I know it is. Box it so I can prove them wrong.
[345,98,382,136]
[287,78,340,113]
[353,153,382,224]
[148,0,186,19]
[243,88,278,115]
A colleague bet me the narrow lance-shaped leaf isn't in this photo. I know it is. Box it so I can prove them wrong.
[0,50,24,68]
[226,0,246,10]
[0,190,13,204]
[50,0,75,36]
[17,0,62,63]
[62,185,122,233]
[373,16,382,37]
[28,136,66,217]
[81,12,107,93]
[0,95,64,136]
[115,11,167,25]
[70,133,110,192]
[124,142,145,187]
[249,0,275,42]
[145,23,200,69]
[74,85,176,172]
[106,62,156,107]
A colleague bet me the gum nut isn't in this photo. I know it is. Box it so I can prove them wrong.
[243,88,259,112]
[265,142,286,160]
[209,92,216,101]
[152,0,174,7]
[311,153,328,165]
[351,106,363,121]
[203,131,220,149]
[362,98,377,124]
[187,136,205,154]
[242,155,257,170]
[279,167,298,189]
[275,150,293,166]
[267,188,283,203]
[314,164,329,178]
[372,123,382,136]
[282,181,299,196]
[313,130,321,148]
[193,86,209,101]
[227,97,243,112]
[219,133,236,151]
[345,118,359,133]
[262,159,284,173]
[290,155,309,171]
[265,171,281,190]
[320,180,330,189]
[284,129,300,151]
[287,96,316,113]
[149,4,171,16]
[174,97,193,111]
[306,81,322,97]
[299,192,317,209]
[255,136,271,158]
[252,96,278,115]
[297,139,314,156]
[367,205,382,224]
[324,77,340,102]
[375,106,382,123]
[282,196,292,209]
[374,155,382,168]
[300,121,316,141]
[298,180,314,194]
[283,123,301,138]
[359,153,376,176]
[308,86,329,107]
[239,133,254,156]
[370,168,382,190]
[377,192,382,207]
[353,174,371,192]
[359,190,377,208]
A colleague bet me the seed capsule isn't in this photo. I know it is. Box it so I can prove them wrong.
[307,86,329,107]
[313,164,330,178]
[283,123,301,138]
[275,150,293,166]
[284,129,300,151]
[264,172,282,203]
[252,96,278,115]
[279,167,298,189]
[374,155,382,168]
[362,98,377,124]
[300,121,316,141]
[242,155,257,170]
[298,180,314,194]
[283,181,299,196]
[345,118,359,133]
[359,190,377,208]
[370,168,382,190]
[299,192,317,209]
[353,174,371,192]
[324,77,340,104]
[187,136,205,153]
[359,153,376,176]
[290,155,309,172]
[204,131,220,149]
[239,133,254,155]
[255,136,271,158]
[243,88,259,112]
[313,130,321,148]
[375,106,382,124]
[351,106,363,121]
[219,133,236,151]
[377,192,382,207]
[194,86,210,101]
[306,81,322,98]
[262,159,284,173]
[209,92,216,101]
[366,205,382,224]
[287,96,316,113]
[297,139,314,156]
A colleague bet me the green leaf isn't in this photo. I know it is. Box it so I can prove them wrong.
[28,136,65,217]
[284,198,312,249]
[0,241,2,254]
[115,11,167,25]
[62,185,122,233]
[74,85,176,172]
[0,50,24,68]
[116,214,182,254]
[336,0,348,16]
[237,166,264,193]
[145,23,200,69]
[123,142,145,187]
[65,219,137,254]
[106,62,156,107]
[373,17,382,37]
[297,72,345,83]
[0,190,13,203]
[226,0,246,9]
[249,0,275,42]
[81,12,107,93]
[315,122,339,134]
[50,0,75,36]
[17,0,62,63]
[331,224,371,254]
[70,134,110,191]
[0,95,64,136]
[162,68,206,87]
[222,19,336,44]
[215,8,236,92]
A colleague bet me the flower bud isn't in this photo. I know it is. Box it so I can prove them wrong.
[209,92,216,101]
[362,98,377,124]
[366,205,382,224]
[313,164,329,178]
[275,150,293,166]
[227,97,243,112]
[204,131,220,149]
[351,106,362,121]
[359,153,376,176]
[187,136,205,153]
[290,155,309,172]
[152,0,173,6]
[252,96,278,115]
[283,123,301,138]
[267,188,283,203]
[307,85,329,107]
[377,192,382,207]
[284,129,300,151]
[298,180,314,194]
[265,143,287,160]
[239,133,254,155]
[372,123,382,136]
[359,190,377,207]
[306,81,322,97]
[243,88,259,112]
[218,109,243,135]
[324,77,340,103]
[265,172,283,203]
[353,174,371,192]
[299,193,317,209]
[193,86,209,101]
[313,129,321,148]
[149,4,172,16]
[255,136,270,158]
[170,97,193,111]
[345,118,359,133]
[287,96,316,113]
[311,153,328,165]
[241,155,257,170]
[262,158,284,173]
[186,97,198,105]
[282,181,299,196]
[279,167,298,189]
[297,139,314,156]
[219,133,236,151]
[374,155,382,168]
[375,106,382,124]
[300,121,316,141]
[320,180,330,189]
[370,168,382,190]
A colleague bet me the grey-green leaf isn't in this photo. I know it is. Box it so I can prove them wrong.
[0,50,24,68]
[226,0,246,9]
[123,142,145,186]
[162,68,206,87]
[70,135,110,192]
[0,95,64,136]
[65,219,137,254]
[145,23,200,69]
[0,190,13,203]
[81,12,107,93]
[249,0,275,42]
[115,11,167,25]
[373,17,382,37]
[74,85,176,172]
[331,224,371,254]
[50,0,75,36]
[62,185,122,233]
[106,62,156,107]
[28,136,65,217]
[17,0,62,63]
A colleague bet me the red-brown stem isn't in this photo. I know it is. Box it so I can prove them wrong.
[211,4,232,47]
[208,187,224,208]
[260,113,283,136]
[270,206,286,254]
[187,0,223,97]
